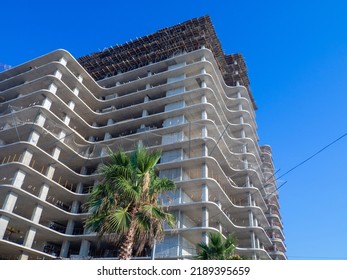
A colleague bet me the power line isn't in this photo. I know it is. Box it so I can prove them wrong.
[275,132,347,182]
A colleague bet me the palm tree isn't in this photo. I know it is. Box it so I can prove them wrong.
[84,147,176,259]
[196,232,241,260]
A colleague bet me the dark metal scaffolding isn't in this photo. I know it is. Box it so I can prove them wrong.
[77,16,256,109]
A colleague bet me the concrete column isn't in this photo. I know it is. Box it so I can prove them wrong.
[20,226,38,259]
[31,205,43,224]
[177,234,183,257]
[0,172,23,238]
[48,83,58,94]
[42,97,52,110]
[202,207,209,228]
[201,126,207,138]
[248,210,254,227]
[45,165,55,180]
[202,232,209,245]
[247,192,252,206]
[250,230,256,248]
[175,210,181,229]
[177,188,182,204]
[59,57,67,66]
[245,175,251,188]
[243,158,249,169]
[201,110,207,120]
[201,110,207,138]
[39,184,49,201]
[73,87,79,96]
[51,147,61,160]
[218,222,222,233]
[54,70,62,80]
[104,132,112,140]
[201,163,208,178]
[107,119,114,126]
[79,240,90,257]
[3,192,18,212]
[71,200,80,213]
[63,114,71,126]
[35,114,46,127]
[68,101,75,110]
[142,110,148,117]
[60,240,70,258]
[240,129,246,139]
[201,184,209,202]
[58,130,66,143]
[23,227,36,248]
[76,182,84,194]
[202,143,208,157]
[12,170,26,188]
[28,130,40,145]
[19,253,29,260]
[20,150,33,166]
[65,220,75,235]
[0,216,11,239]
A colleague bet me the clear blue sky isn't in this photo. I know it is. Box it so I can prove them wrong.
[1,0,347,260]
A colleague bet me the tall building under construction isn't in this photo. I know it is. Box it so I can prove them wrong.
[0,16,286,260]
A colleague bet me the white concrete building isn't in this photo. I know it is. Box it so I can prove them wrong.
[0,16,286,260]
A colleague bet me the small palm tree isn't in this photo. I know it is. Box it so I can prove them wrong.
[84,147,176,259]
[196,232,240,260]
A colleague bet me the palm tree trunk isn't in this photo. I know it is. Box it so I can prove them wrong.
[118,208,137,260]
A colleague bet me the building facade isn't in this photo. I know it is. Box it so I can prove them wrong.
[0,16,286,260]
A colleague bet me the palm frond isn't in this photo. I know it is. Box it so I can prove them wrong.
[105,207,132,234]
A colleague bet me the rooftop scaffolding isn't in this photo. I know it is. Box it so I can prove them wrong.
[77,16,256,109]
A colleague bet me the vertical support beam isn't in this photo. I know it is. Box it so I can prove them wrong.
[60,240,70,258]
[35,114,46,128]
[250,230,256,249]
[0,216,11,239]
[79,240,90,257]
[245,175,251,188]
[42,97,52,110]
[22,227,36,248]
[48,83,58,94]
[63,114,71,126]
[58,130,67,143]
[39,183,49,201]
[68,100,75,110]
[45,165,55,180]
[201,184,209,202]
[73,87,79,96]
[248,210,254,227]
[28,130,40,145]
[12,170,26,189]
[31,205,43,224]
[248,192,252,206]
[20,150,33,166]
[51,147,61,160]
[201,163,208,178]
[54,70,62,80]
